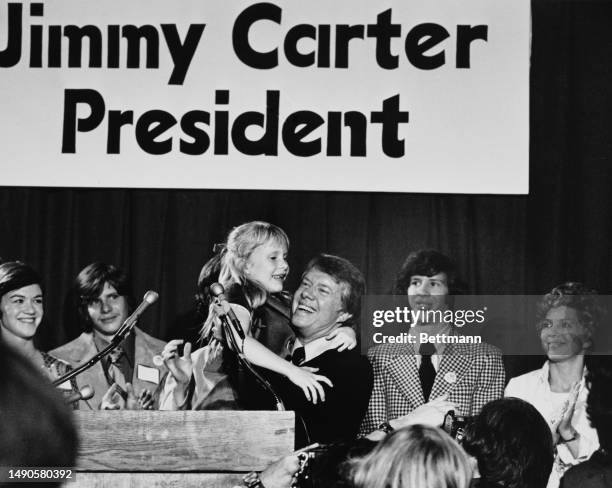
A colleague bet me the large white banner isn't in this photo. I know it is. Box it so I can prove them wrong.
[0,0,530,193]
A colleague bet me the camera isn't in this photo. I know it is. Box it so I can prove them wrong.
[292,443,329,488]
[442,410,473,443]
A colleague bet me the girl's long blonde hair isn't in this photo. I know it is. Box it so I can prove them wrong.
[198,221,289,343]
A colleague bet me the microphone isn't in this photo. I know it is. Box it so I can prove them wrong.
[209,283,246,340]
[113,290,159,343]
[53,291,158,387]
[64,384,95,404]
[209,282,285,411]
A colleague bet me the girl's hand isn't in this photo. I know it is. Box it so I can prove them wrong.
[286,365,333,404]
[325,327,357,352]
[161,339,193,386]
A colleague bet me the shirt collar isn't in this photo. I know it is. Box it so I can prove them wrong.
[93,330,135,367]
[539,360,550,384]
[539,360,588,389]
[291,335,338,362]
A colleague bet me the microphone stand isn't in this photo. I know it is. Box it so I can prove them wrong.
[53,291,158,387]
[212,297,286,411]
[221,313,314,443]
[52,316,138,387]
[210,286,318,443]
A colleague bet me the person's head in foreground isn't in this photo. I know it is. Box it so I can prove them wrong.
[586,355,612,452]
[0,342,78,485]
[462,397,554,488]
[351,424,473,488]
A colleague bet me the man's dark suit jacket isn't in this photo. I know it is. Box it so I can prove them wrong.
[272,348,373,448]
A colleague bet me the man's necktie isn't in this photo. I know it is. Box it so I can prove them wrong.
[107,346,127,390]
[291,347,306,366]
[419,342,437,401]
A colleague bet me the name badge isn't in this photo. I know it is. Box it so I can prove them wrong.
[137,364,160,384]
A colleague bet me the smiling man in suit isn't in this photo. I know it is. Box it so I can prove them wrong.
[51,262,167,409]
[360,250,504,436]
[272,254,373,447]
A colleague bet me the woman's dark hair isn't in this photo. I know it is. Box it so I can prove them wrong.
[586,355,612,451]
[73,262,134,332]
[0,342,78,479]
[195,252,222,320]
[0,261,43,302]
[394,249,466,295]
[462,398,553,488]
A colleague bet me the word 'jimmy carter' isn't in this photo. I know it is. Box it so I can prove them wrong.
[62,89,409,157]
[0,2,488,85]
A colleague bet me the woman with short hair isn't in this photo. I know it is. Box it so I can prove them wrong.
[0,260,79,405]
[505,282,602,487]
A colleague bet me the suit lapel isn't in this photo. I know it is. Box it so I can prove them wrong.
[430,343,471,399]
[132,329,156,393]
[131,328,168,406]
[387,353,425,407]
[68,334,110,409]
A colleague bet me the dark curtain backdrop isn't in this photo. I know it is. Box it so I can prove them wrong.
[1,1,611,377]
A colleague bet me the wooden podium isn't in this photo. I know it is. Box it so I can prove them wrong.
[72,411,295,487]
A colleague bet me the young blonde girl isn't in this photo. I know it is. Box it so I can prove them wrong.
[160,221,355,410]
